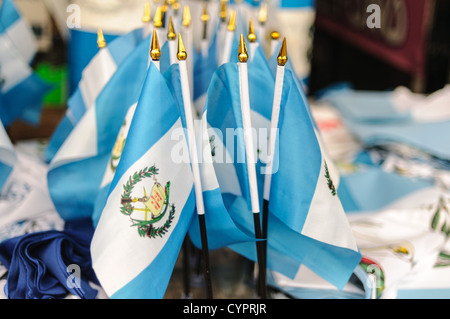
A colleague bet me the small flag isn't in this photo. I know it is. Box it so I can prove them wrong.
[45,28,145,162]
[47,35,152,222]
[90,62,195,299]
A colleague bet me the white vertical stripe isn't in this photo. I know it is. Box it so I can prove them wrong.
[50,106,98,168]
[263,65,284,201]
[79,48,117,111]
[238,62,260,214]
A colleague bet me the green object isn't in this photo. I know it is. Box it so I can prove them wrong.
[35,62,68,108]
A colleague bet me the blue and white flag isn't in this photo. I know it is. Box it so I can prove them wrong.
[208,47,361,289]
[47,35,151,222]
[189,45,275,250]
[0,119,16,189]
[256,63,361,290]
[90,62,195,299]
[0,0,37,64]
[45,28,145,162]
[322,86,450,161]
[0,0,50,126]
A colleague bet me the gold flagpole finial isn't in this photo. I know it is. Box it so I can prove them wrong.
[150,29,161,61]
[162,0,169,12]
[177,33,187,61]
[219,0,228,23]
[167,16,176,40]
[238,34,248,63]
[142,2,151,23]
[97,29,106,48]
[227,10,236,32]
[277,37,287,66]
[182,5,191,27]
[248,19,257,43]
[201,2,209,22]
[172,0,180,13]
[271,31,280,40]
[201,2,209,40]
[258,2,267,25]
[153,6,163,28]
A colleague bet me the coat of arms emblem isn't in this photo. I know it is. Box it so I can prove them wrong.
[120,166,175,238]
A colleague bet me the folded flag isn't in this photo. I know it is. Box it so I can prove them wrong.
[338,165,434,214]
[0,0,51,126]
[322,86,450,161]
[0,219,98,299]
[91,61,195,299]
[44,28,145,162]
[47,35,152,222]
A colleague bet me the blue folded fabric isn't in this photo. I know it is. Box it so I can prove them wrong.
[338,166,433,213]
[322,89,411,123]
[0,219,98,299]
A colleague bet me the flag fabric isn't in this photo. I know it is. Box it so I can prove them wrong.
[322,86,450,161]
[90,62,195,299]
[0,218,99,299]
[47,35,151,222]
[0,119,16,190]
[192,31,218,116]
[257,63,361,289]
[0,0,36,64]
[91,38,172,228]
[44,28,145,162]
[0,0,51,126]
[188,45,274,250]
[204,49,361,289]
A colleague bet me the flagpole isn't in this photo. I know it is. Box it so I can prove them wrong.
[178,33,213,299]
[150,29,161,71]
[181,5,193,100]
[257,2,267,42]
[270,31,280,57]
[237,34,267,299]
[142,1,152,39]
[247,19,258,63]
[153,6,165,50]
[216,0,228,61]
[200,2,209,58]
[167,16,177,65]
[262,37,287,272]
[219,10,235,66]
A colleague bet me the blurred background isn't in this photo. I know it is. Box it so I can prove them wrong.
[7,0,449,143]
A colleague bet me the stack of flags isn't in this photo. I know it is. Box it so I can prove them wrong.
[0,0,364,299]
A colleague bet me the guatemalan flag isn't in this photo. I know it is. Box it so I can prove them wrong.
[0,0,50,126]
[188,44,274,249]
[247,51,361,290]
[47,35,151,222]
[90,35,175,228]
[91,61,195,299]
[45,28,145,162]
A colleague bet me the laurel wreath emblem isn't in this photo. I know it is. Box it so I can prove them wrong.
[120,166,175,238]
